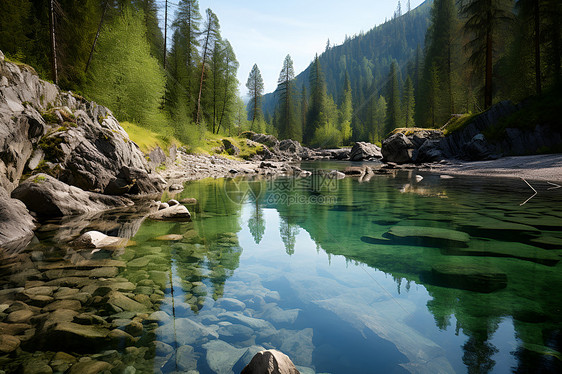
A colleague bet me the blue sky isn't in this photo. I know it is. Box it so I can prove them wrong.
[163,0,425,95]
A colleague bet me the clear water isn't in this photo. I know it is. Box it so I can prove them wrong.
[2,163,562,373]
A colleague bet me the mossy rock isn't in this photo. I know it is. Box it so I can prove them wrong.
[421,263,507,293]
[530,235,562,249]
[445,240,560,266]
[385,225,470,248]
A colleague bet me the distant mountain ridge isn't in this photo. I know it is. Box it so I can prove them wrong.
[262,0,433,120]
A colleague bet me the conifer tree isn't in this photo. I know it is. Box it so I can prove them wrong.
[196,8,220,126]
[339,73,353,143]
[462,0,513,108]
[385,61,402,134]
[306,55,327,144]
[276,54,300,141]
[246,64,264,130]
[403,75,415,127]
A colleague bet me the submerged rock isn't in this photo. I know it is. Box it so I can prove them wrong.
[71,231,128,249]
[149,204,191,222]
[422,263,508,293]
[386,226,470,247]
[0,334,20,353]
[241,349,301,374]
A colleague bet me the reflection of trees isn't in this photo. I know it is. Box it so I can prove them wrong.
[462,335,498,374]
[266,173,562,373]
[279,217,299,255]
[248,199,266,244]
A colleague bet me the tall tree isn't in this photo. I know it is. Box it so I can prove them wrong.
[462,0,513,108]
[306,55,327,144]
[339,72,353,143]
[246,64,264,130]
[403,75,415,127]
[385,61,402,134]
[196,8,220,126]
[276,54,300,141]
[217,40,239,134]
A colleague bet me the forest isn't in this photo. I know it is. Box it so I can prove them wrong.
[0,0,561,149]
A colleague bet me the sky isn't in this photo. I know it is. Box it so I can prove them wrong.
[162,0,425,95]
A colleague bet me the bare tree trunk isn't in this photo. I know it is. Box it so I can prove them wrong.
[163,0,168,69]
[50,0,58,84]
[484,22,493,108]
[534,0,542,95]
[85,1,109,73]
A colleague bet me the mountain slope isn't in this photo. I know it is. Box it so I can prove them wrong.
[262,0,433,124]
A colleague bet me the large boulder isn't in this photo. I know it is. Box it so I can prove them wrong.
[349,142,382,161]
[462,133,497,161]
[241,350,301,374]
[412,139,444,163]
[11,174,133,218]
[382,133,415,163]
[0,188,35,252]
[0,55,164,195]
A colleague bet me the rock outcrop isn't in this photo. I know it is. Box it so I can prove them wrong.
[12,174,133,218]
[0,50,165,249]
[241,350,301,374]
[382,133,417,163]
[0,188,35,251]
[349,142,382,161]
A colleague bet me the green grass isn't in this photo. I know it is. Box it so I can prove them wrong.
[120,121,179,155]
[442,113,478,135]
[191,131,264,160]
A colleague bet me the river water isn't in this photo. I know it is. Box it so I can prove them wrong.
[1,162,561,373]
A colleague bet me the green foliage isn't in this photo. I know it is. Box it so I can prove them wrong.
[442,113,478,135]
[311,121,343,148]
[246,64,265,126]
[403,75,416,127]
[339,73,353,144]
[276,54,300,141]
[39,136,64,162]
[85,7,165,129]
[385,61,402,133]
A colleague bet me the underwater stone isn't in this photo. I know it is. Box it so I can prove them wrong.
[203,340,247,374]
[386,226,470,247]
[0,334,20,353]
[215,298,246,311]
[423,263,507,293]
[176,345,198,372]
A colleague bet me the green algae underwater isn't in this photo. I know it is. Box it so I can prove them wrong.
[2,168,562,373]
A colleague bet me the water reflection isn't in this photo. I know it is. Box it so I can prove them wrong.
[2,171,562,373]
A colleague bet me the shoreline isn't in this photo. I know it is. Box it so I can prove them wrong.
[429,154,562,183]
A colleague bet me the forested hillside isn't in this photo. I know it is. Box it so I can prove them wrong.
[262,0,433,144]
[261,0,561,148]
[0,0,247,148]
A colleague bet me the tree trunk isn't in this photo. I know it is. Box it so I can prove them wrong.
[49,0,58,84]
[217,54,231,135]
[163,0,168,69]
[484,21,493,108]
[85,1,108,73]
[196,28,211,126]
[534,0,542,95]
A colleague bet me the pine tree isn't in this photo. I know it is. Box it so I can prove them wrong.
[306,55,327,144]
[196,8,220,126]
[403,75,415,127]
[217,40,239,134]
[246,64,264,130]
[339,72,353,143]
[462,0,513,108]
[385,61,402,134]
[276,54,300,141]
[86,6,165,127]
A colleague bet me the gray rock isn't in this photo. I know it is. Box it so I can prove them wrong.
[462,133,497,161]
[349,142,382,161]
[176,345,198,371]
[71,231,128,249]
[148,204,191,222]
[155,318,218,346]
[412,139,444,163]
[218,323,254,342]
[12,174,133,218]
[215,298,246,311]
[203,340,247,374]
[241,350,301,374]
[223,139,240,156]
[382,133,415,164]
[0,187,35,252]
